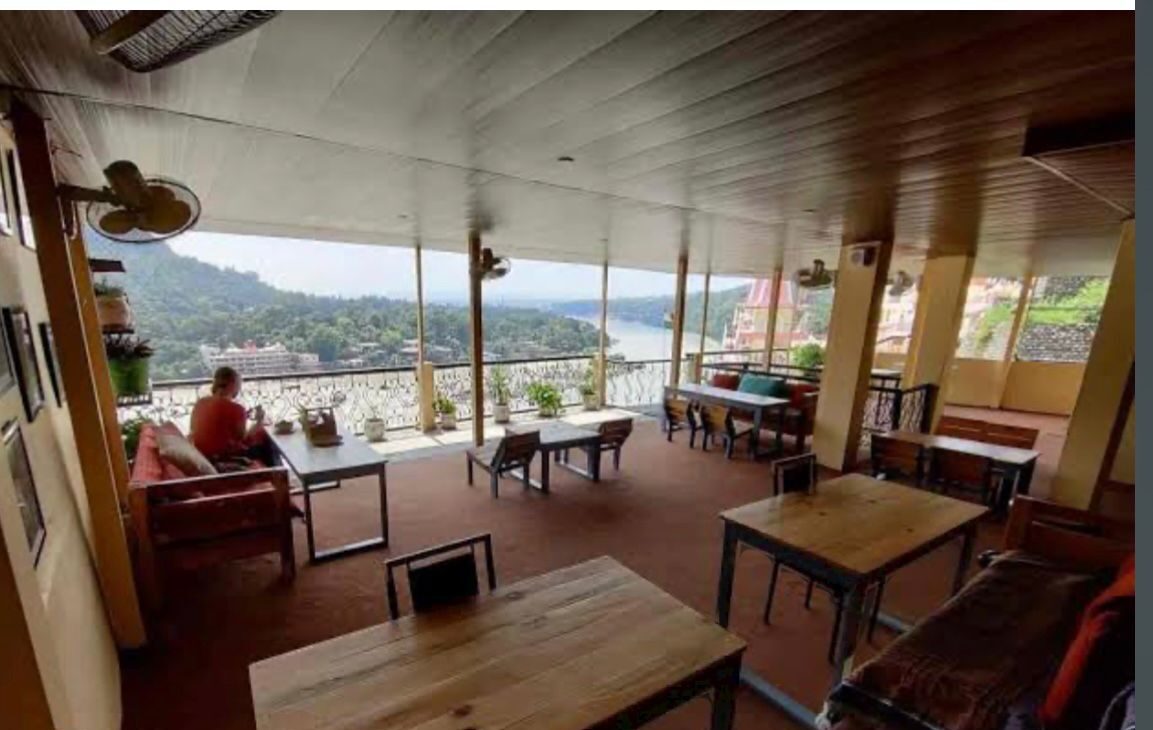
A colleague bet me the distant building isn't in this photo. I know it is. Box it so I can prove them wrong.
[200,342,320,375]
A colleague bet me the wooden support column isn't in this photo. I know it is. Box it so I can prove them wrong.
[697,271,711,356]
[414,242,436,431]
[597,260,609,407]
[901,253,974,426]
[1052,220,1135,508]
[994,272,1034,406]
[668,251,689,386]
[11,98,146,648]
[467,230,485,447]
[812,237,894,472]
[762,267,783,367]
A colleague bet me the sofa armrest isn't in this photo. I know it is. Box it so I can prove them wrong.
[132,467,290,501]
[827,682,946,730]
[1004,496,1133,571]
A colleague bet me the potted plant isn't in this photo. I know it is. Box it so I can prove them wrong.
[363,396,387,443]
[104,334,153,397]
[526,381,562,418]
[791,342,826,372]
[94,279,134,332]
[120,416,150,462]
[579,364,599,411]
[490,365,512,423]
[434,392,457,430]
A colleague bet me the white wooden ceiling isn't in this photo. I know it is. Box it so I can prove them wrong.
[0,10,1134,276]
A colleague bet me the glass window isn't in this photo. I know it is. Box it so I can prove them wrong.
[777,279,835,366]
[1015,276,1110,362]
[875,273,919,356]
[955,277,1024,360]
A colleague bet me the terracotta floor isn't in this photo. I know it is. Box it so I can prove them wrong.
[121,417,1040,730]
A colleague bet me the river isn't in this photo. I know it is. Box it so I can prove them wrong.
[571,316,719,360]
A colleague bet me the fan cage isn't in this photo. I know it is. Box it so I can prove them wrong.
[75,11,279,73]
[85,177,202,244]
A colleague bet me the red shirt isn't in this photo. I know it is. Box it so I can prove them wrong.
[189,395,247,459]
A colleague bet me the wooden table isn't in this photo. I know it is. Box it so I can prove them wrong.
[715,474,988,727]
[507,421,601,493]
[674,382,791,458]
[882,430,1040,513]
[250,556,746,730]
[269,428,388,563]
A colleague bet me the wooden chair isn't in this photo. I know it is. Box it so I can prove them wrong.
[762,454,882,660]
[466,431,540,498]
[385,534,496,620]
[699,405,753,459]
[869,434,926,485]
[662,396,699,447]
[930,449,1000,506]
[984,423,1040,449]
[590,417,633,471]
[935,415,987,440]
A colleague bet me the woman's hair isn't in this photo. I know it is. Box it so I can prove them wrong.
[211,366,240,395]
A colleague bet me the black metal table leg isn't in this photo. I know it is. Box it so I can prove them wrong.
[378,463,389,548]
[953,525,976,595]
[710,655,740,730]
[716,522,738,627]
[303,478,316,561]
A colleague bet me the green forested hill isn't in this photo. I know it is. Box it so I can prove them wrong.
[548,284,751,343]
[85,235,601,380]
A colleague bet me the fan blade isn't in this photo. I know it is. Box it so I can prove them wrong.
[139,199,192,234]
[98,208,140,235]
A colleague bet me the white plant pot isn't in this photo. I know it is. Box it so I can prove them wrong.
[582,393,600,411]
[439,413,457,430]
[538,406,558,418]
[97,294,134,331]
[493,403,511,423]
[363,418,387,443]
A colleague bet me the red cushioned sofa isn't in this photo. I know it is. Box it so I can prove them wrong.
[825,497,1134,730]
[127,422,295,606]
[708,371,819,453]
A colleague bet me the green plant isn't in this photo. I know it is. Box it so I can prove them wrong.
[120,417,149,460]
[104,334,153,361]
[93,279,125,297]
[791,342,825,370]
[526,381,563,413]
[579,363,597,397]
[489,365,511,405]
[434,392,457,416]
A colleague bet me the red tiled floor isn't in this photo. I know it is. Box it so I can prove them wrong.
[122,420,1007,730]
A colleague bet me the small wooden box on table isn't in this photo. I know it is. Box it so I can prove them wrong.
[250,556,746,730]
[715,474,988,727]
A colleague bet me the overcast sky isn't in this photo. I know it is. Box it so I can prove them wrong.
[169,232,750,302]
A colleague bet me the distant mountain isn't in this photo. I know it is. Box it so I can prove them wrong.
[84,234,602,380]
[547,285,751,344]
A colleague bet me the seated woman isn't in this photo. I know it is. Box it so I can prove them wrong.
[190,366,274,467]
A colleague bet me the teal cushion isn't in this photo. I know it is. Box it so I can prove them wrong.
[738,374,785,398]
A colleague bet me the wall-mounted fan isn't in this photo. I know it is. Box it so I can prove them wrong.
[472,248,511,281]
[59,161,200,243]
[794,259,834,289]
[887,270,915,297]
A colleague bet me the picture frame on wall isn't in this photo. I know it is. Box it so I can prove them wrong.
[5,149,35,249]
[3,419,45,565]
[38,322,64,407]
[2,307,45,422]
[0,313,13,397]
[0,147,12,237]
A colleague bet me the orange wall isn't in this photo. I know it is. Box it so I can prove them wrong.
[944,358,1085,416]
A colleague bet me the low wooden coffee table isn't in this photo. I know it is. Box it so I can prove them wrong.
[506,421,601,493]
[715,474,988,726]
[269,428,388,563]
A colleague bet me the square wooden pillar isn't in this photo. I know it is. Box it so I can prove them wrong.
[1052,220,1135,508]
[812,239,893,471]
[901,253,974,426]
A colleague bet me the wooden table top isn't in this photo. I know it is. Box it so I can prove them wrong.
[508,421,601,449]
[720,474,988,579]
[675,382,790,409]
[269,428,386,480]
[882,430,1040,466]
[250,556,744,730]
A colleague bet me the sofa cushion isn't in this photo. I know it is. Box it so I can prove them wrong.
[130,423,166,484]
[738,374,787,398]
[156,424,218,478]
[1038,555,1135,730]
[710,372,741,390]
